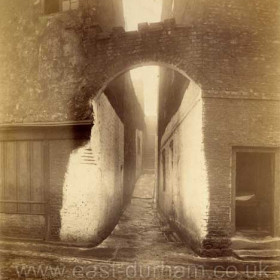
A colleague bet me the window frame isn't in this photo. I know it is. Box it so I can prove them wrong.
[42,0,79,15]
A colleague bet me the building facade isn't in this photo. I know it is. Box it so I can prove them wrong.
[158,0,280,256]
[0,0,279,258]
[0,0,144,244]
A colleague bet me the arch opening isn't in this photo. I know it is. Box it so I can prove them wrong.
[93,61,197,102]
[59,62,201,244]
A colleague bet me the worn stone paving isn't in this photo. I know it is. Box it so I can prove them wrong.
[0,173,280,279]
[99,173,196,261]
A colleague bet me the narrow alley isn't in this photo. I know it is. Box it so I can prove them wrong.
[99,173,194,261]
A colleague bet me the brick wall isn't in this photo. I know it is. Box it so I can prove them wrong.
[159,81,280,257]
[201,96,280,256]
[0,1,279,124]
[157,0,280,257]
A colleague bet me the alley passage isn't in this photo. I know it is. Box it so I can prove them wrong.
[100,173,195,262]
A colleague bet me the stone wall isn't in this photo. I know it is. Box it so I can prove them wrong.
[60,93,124,245]
[0,0,126,123]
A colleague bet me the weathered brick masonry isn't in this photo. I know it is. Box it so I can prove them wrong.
[2,1,278,122]
[158,0,280,256]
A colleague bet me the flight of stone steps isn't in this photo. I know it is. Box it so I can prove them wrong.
[232,235,280,260]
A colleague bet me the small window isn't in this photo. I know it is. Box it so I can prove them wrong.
[169,140,174,168]
[43,0,79,15]
[137,136,141,155]
[62,0,79,11]
[44,0,60,14]
[162,150,166,191]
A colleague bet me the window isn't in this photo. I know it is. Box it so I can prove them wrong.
[44,0,60,14]
[162,149,166,191]
[137,136,141,155]
[61,0,79,11]
[169,140,174,168]
[0,141,47,214]
[43,0,79,14]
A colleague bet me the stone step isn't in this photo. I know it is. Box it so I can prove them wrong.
[234,249,280,260]
[231,236,280,250]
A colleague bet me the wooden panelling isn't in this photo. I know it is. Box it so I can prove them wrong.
[5,142,17,212]
[31,141,44,214]
[0,140,46,214]
[17,141,30,213]
[0,143,4,200]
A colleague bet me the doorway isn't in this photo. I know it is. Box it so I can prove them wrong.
[233,149,275,237]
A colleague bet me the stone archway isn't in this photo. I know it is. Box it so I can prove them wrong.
[38,14,206,246]
[38,12,209,122]
[80,19,202,108]
[59,61,199,246]
[92,61,195,101]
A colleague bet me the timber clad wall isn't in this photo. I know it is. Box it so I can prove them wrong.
[0,126,90,240]
[0,139,47,239]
